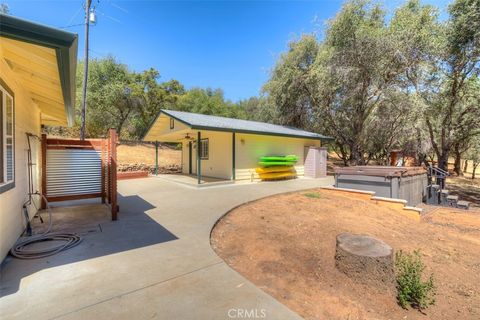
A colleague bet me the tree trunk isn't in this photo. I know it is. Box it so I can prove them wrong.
[463,159,469,173]
[438,152,449,172]
[453,147,463,176]
[335,233,394,289]
[473,163,478,180]
[349,143,365,166]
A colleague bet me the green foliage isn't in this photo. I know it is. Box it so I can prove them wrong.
[176,88,229,116]
[465,136,480,179]
[465,137,480,163]
[44,0,480,168]
[263,34,320,130]
[395,250,436,310]
[304,192,321,199]
[414,0,480,170]
[263,0,480,167]
[46,56,265,140]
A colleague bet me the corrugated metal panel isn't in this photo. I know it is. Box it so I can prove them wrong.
[46,149,101,197]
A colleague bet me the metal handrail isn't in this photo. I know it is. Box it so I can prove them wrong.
[428,165,449,177]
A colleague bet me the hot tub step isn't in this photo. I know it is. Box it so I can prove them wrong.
[446,195,459,207]
[440,189,450,205]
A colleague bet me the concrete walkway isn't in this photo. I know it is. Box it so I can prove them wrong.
[0,176,333,320]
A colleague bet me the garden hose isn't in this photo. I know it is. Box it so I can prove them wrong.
[10,194,82,260]
[10,134,82,259]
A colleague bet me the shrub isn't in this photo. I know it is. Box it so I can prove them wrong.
[304,192,321,199]
[395,250,436,310]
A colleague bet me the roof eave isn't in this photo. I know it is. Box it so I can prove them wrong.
[0,14,78,126]
[190,124,328,140]
[141,109,194,141]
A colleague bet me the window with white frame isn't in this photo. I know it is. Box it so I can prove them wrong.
[0,82,14,192]
[200,138,209,160]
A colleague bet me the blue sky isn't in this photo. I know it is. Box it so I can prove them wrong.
[5,0,451,101]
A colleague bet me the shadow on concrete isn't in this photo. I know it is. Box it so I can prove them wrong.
[0,194,178,297]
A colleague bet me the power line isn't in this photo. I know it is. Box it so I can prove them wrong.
[58,23,84,29]
[66,5,83,26]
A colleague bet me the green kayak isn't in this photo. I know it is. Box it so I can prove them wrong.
[260,155,298,162]
[258,161,297,167]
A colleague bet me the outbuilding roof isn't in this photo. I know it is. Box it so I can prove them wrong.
[157,109,331,140]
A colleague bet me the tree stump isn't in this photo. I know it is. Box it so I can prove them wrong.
[335,233,395,289]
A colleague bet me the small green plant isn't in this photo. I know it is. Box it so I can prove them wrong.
[304,192,321,199]
[395,250,436,310]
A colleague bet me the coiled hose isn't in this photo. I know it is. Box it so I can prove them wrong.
[10,192,82,259]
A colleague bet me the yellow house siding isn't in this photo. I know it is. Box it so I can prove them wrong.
[0,55,42,261]
[181,141,189,174]
[144,113,190,142]
[181,130,320,181]
[188,130,232,180]
[235,133,320,180]
[180,130,233,179]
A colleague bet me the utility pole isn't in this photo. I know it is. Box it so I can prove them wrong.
[80,0,92,140]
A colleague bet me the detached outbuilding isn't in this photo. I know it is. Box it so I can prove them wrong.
[143,110,331,183]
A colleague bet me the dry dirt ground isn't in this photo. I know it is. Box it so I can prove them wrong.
[447,176,480,207]
[117,143,181,167]
[211,190,480,320]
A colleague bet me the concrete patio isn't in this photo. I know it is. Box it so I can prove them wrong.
[0,176,334,320]
[156,173,235,187]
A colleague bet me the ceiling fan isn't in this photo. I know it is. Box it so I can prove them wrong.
[177,133,195,141]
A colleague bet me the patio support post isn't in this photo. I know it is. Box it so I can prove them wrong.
[155,140,159,176]
[188,141,192,174]
[109,128,118,221]
[101,138,105,204]
[197,131,201,184]
[41,133,47,209]
[232,132,236,180]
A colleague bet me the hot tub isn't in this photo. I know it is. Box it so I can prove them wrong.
[333,166,428,206]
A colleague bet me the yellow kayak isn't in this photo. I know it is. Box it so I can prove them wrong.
[255,166,296,174]
[259,171,297,180]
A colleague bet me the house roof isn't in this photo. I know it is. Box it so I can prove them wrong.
[148,109,331,140]
[0,13,77,126]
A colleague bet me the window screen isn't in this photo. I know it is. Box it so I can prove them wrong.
[0,84,14,189]
[200,139,209,160]
[5,95,13,181]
